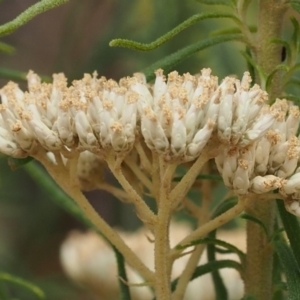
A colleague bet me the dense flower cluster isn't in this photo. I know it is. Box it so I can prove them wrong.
[0,69,272,160]
[1,69,300,215]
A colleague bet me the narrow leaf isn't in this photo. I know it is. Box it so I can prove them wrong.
[277,199,300,269]
[171,260,241,291]
[290,1,300,14]
[0,273,45,299]
[195,0,232,5]
[110,13,241,51]
[265,64,289,91]
[0,0,69,37]
[212,197,238,218]
[113,246,132,300]
[240,213,268,237]
[207,239,228,299]
[8,156,34,170]
[176,237,245,263]
[274,241,300,300]
[0,41,15,54]
[142,34,243,81]
[0,68,51,82]
[24,162,97,230]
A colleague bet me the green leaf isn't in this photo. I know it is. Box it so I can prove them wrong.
[110,13,241,51]
[176,236,246,263]
[207,240,228,299]
[290,1,300,14]
[277,200,300,269]
[240,50,266,88]
[245,47,256,84]
[291,16,300,53]
[211,25,256,37]
[281,94,300,104]
[240,213,268,237]
[171,260,242,291]
[0,273,45,299]
[8,156,34,170]
[265,64,289,91]
[274,241,300,300]
[212,196,238,218]
[142,34,243,81]
[0,41,15,54]
[113,246,132,300]
[194,0,233,6]
[283,62,300,86]
[0,0,69,37]
[0,68,51,82]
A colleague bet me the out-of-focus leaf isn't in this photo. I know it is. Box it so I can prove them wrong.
[274,241,300,300]
[113,246,132,300]
[195,0,233,6]
[0,41,15,54]
[291,16,300,53]
[8,157,33,170]
[0,273,45,299]
[290,1,300,14]
[0,68,51,82]
[142,34,243,81]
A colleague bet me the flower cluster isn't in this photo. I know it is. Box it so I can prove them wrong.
[1,69,300,215]
[0,69,272,161]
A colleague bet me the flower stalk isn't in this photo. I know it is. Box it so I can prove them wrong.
[244,0,288,298]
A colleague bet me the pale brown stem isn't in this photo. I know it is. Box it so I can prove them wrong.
[106,153,156,226]
[152,153,160,202]
[172,163,212,300]
[171,199,245,258]
[135,142,152,173]
[34,152,155,283]
[170,152,210,207]
[154,162,177,300]
[124,155,153,193]
[244,197,275,299]
[97,182,131,202]
[244,1,288,298]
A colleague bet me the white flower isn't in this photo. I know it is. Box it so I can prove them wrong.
[217,72,273,146]
[138,69,218,161]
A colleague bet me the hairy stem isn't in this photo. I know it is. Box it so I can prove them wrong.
[154,162,177,300]
[171,199,245,258]
[172,163,212,300]
[244,198,275,299]
[244,0,287,298]
[106,153,156,226]
[34,152,155,284]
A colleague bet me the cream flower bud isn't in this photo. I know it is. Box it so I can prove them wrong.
[250,175,282,194]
